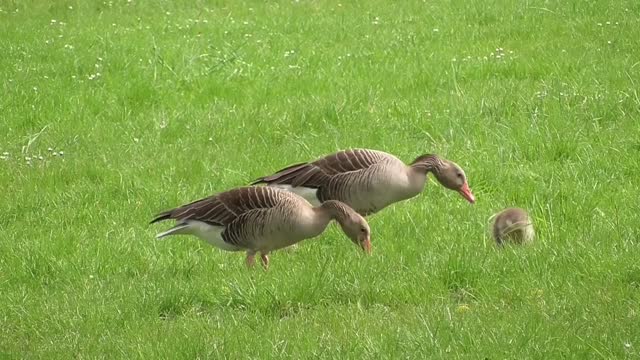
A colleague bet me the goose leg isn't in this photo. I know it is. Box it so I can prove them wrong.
[245,251,256,268]
[260,252,270,270]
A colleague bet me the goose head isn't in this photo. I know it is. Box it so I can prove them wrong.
[433,161,476,204]
[337,213,372,254]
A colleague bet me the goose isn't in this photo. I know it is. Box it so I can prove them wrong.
[150,186,372,269]
[491,207,534,245]
[251,148,475,216]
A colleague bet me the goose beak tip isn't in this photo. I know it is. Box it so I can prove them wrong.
[460,183,476,204]
[361,237,372,254]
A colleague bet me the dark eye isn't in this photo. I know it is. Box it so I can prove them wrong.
[456,172,463,178]
[360,227,367,233]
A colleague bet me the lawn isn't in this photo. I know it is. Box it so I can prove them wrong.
[1,0,639,358]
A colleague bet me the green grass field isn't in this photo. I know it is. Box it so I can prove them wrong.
[2,0,639,358]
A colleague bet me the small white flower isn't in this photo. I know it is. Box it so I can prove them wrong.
[597,22,602,26]
[25,156,31,161]
[606,21,611,25]
[51,19,57,24]
[59,151,64,156]
[433,28,439,32]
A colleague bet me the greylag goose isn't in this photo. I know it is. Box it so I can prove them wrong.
[251,148,475,216]
[150,186,371,268]
[491,208,534,245]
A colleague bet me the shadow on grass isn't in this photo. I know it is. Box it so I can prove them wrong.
[437,266,481,304]
[157,294,217,320]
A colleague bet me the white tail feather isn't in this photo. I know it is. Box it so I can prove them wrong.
[155,220,241,252]
[155,223,190,239]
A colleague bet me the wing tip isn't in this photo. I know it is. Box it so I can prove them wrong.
[249,177,266,185]
[149,211,172,224]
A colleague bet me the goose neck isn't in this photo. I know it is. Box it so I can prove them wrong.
[409,154,444,175]
[316,200,353,225]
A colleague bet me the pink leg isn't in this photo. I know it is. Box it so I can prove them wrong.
[260,253,270,270]
[246,252,256,268]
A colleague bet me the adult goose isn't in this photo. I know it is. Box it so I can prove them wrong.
[251,148,475,216]
[150,186,371,269]
[491,207,534,245]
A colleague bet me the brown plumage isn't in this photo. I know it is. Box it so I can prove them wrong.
[151,186,372,269]
[491,208,535,245]
[251,148,475,216]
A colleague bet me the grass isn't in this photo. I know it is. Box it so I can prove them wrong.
[1,0,639,358]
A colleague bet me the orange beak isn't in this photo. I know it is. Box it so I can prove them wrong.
[459,182,476,204]
[360,236,372,254]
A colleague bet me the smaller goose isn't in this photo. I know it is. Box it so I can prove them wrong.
[150,186,372,269]
[491,208,535,245]
[251,148,475,216]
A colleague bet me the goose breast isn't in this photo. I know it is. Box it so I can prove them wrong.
[327,160,415,215]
